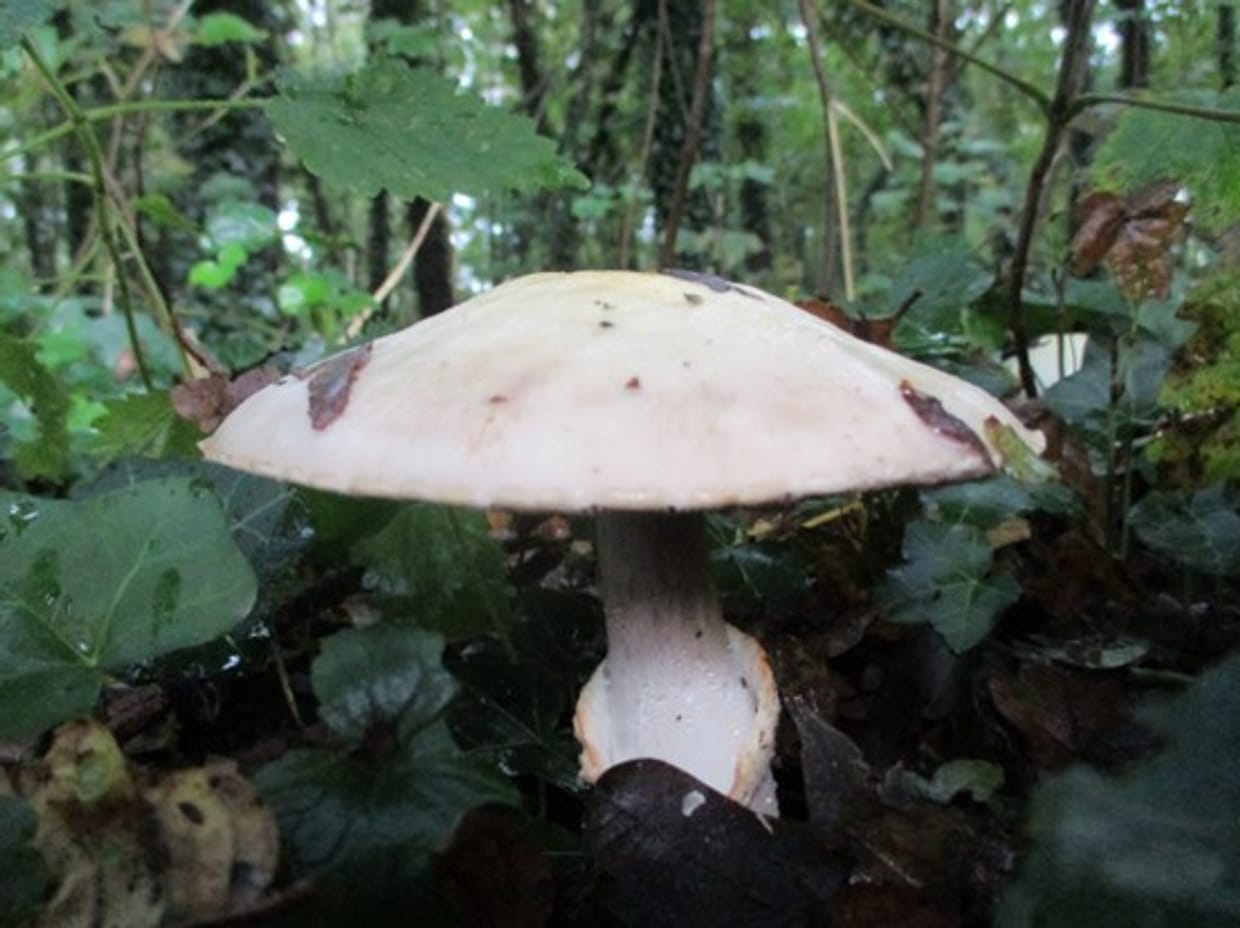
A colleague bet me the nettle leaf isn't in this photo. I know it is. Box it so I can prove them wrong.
[998,651,1240,927]
[313,624,458,742]
[265,58,589,201]
[0,332,70,479]
[256,624,514,875]
[352,504,511,641]
[90,390,201,462]
[1128,485,1240,576]
[0,0,47,49]
[877,520,1019,652]
[0,478,258,741]
[1089,88,1240,233]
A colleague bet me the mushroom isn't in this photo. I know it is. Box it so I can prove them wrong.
[200,270,1044,816]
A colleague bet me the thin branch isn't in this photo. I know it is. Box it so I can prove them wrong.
[1071,91,1240,123]
[1006,0,1097,399]
[844,0,1051,113]
[798,0,854,299]
[22,37,154,389]
[657,0,716,269]
[347,202,444,339]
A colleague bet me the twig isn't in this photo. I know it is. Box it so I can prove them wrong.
[657,0,716,269]
[798,0,854,299]
[1006,0,1096,399]
[346,201,444,338]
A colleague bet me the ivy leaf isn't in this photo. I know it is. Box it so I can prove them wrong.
[265,58,589,201]
[0,0,47,49]
[0,478,258,741]
[877,520,1019,652]
[256,624,514,875]
[313,624,458,742]
[0,332,70,479]
[1128,485,1240,576]
[997,651,1240,927]
[352,504,511,641]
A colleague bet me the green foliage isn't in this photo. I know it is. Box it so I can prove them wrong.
[265,58,589,202]
[193,11,267,46]
[1128,484,1240,576]
[877,519,1020,652]
[0,0,46,49]
[351,504,512,641]
[1089,90,1240,232]
[256,623,515,876]
[923,475,1080,528]
[0,477,257,741]
[0,332,70,479]
[0,795,49,923]
[998,650,1240,927]
[1152,271,1240,483]
[90,391,200,461]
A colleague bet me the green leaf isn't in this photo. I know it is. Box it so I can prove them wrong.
[902,758,1005,805]
[352,504,511,641]
[0,333,70,479]
[877,521,1019,652]
[313,624,457,742]
[447,590,600,791]
[89,390,201,461]
[0,0,47,49]
[924,476,1080,528]
[131,193,197,234]
[0,795,49,923]
[194,11,267,46]
[0,478,258,741]
[265,58,589,201]
[255,625,514,875]
[1089,89,1240,233]
[997,651,1240,927]
[1128,485,1240,576]
[205,201,278,251]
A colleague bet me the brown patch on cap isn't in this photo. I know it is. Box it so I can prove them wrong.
[625,376,641,390]
[303,343,373,430]
[899,380,993,468]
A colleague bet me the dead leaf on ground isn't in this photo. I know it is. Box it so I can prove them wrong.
[173,366,281,433]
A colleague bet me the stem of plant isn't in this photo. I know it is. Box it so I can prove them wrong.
[22,36,153,389]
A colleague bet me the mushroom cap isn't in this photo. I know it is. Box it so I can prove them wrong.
[200,270,1044,509]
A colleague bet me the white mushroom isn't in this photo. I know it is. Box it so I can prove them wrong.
[201,270,1044,816]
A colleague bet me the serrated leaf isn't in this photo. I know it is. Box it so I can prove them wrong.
[1128,485,1240,576]
[877,521,1019,652]
[1089,88,1240,233]
[352,504,511,640]
[0,332,70,479]
[313,624,457,742]
[997,651,1240,927]
[265,58,588,200]
[0,478,257,741]
[0,0,47,49]
[90,390,201,461]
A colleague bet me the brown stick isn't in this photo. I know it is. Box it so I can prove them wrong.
[657,0,716,269]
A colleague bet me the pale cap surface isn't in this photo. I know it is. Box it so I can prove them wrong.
[201,270,1044,509]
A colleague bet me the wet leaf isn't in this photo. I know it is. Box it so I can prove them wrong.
[1128,484,1240,576]
[0,478,258,741]
[876,521,1020,652]
[584,759,845,928]
[313,623,457,741]
[352,504,511,640]
[998,651,1240,927]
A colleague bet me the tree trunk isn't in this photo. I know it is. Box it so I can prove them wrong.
[1114,0,1150,89]
[1220,4,1236,89]
[913,0,951,229]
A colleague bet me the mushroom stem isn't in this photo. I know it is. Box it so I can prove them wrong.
[574,510,780,814]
